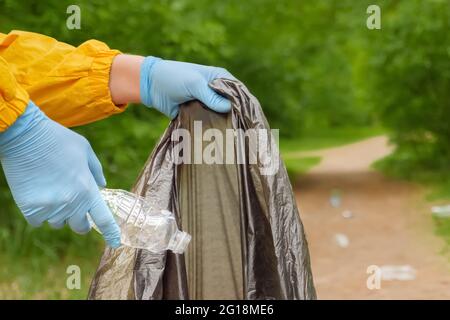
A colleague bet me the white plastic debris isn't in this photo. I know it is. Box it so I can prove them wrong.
[330,189,342,208]
[431,205,450,218]
[334,233,350,248]
[342,210,353,219]
[380,265,417,281]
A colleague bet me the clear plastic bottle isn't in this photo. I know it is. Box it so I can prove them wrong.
[89,188,191,254]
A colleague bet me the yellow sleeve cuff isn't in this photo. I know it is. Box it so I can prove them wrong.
[0,87,29,132]
[0,31,128,127]
[87,47,128,120]
[0,56,29,132]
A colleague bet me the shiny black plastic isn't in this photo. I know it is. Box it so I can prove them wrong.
[88,79,316,299]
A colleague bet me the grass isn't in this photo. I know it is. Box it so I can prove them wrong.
[284,156,322,183]
[434,217,450,257]
[0,252,102,299]
[280,126,385,184]
[427,182,450,255]
[429,183,450,256]
[374,151,450,259]
[0,203,104,299]
[279,126,385,154]
[427,190,450,258]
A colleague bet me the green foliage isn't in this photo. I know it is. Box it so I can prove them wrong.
[281,126,384,183]
[280,126,385,153]
[366,0,450,257]
[0,0,380,135]
[433,216,450,262]
[367,0,450,185]
[284,156,322,184]
[0,0,448,297]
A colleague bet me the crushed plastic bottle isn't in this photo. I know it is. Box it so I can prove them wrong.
[89,188,191,254]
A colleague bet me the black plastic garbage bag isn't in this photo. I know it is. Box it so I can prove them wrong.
[88,79,316,300]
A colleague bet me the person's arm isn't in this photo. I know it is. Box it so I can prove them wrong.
[0,30,127,127]
[109,54,144,105]
[109,54,236,119]
[1,30,236,124]
[0,56,121,248]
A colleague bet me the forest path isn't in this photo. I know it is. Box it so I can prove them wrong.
[293,136,450,299]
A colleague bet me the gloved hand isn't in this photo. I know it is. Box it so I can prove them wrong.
[140,57,236,119]
[0,101,121,248]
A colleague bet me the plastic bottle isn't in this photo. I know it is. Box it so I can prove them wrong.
[89,188,191,254]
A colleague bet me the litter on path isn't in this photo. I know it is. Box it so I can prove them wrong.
[380,265,417,281]
[431,205,450,218]
[334,233,350,248]
[329,189,342,208]
[341,210,353,219]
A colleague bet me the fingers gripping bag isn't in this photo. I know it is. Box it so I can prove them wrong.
[88,79,316,300]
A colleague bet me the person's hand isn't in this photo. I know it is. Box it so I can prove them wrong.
[0,101,121,248]
[140,57,236,119]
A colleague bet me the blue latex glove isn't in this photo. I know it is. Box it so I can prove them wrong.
[140,57,236,119]
[0,101,121,248]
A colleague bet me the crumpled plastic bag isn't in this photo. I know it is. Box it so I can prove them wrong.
[88,79,316,300]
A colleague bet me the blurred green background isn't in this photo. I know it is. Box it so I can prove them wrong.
[0,0,448,298]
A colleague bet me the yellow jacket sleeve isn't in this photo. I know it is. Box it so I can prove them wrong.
[0,56,29,132]
[0,30,127,128]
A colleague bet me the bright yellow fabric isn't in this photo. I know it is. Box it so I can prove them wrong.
[0,30,127,130]
[0,56,29,132]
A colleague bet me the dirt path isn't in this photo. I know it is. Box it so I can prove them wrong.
[293,136,450,299]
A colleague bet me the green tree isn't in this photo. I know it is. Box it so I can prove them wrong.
[368,0,450,179]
